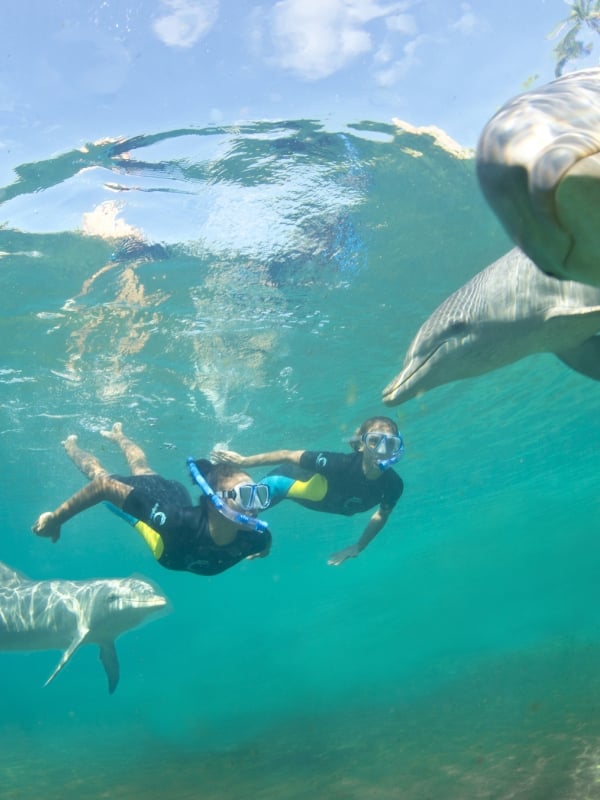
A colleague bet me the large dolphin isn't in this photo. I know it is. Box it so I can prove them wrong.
[477,68,600,287]
[0,561,168,693]
[382,248,600,406]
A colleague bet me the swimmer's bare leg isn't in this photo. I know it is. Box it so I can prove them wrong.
[100,422,155,475]
[63,435,109,480]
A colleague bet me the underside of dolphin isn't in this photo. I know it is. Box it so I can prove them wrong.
[477,68,600,287]
[0,561,168,693]
[382,248,600,406]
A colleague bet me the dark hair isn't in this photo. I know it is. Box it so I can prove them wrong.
[357,416,398,437]
[191,459,250,488]
[191,459,252,509]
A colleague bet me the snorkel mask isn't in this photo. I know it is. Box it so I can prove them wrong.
[187,458,269,534]
[351,431,405,471]
[216,482,270,512]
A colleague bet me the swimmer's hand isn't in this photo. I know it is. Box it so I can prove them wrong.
[328,544,359,566]
[32,512,61,543]
[210,448,246,466]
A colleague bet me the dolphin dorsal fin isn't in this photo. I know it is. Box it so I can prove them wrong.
[99,642,120,694]
[44,626,89,688]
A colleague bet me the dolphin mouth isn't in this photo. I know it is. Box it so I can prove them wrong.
[382,364,425,405]
[136,596,168,608]
[382,344,445,405]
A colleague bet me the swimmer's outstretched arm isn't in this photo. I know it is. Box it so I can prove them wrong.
[328,505,391,567]
[32,476,133,543]
[210,448,305,468]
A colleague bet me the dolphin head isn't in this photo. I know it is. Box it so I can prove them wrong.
[383,245,600,407]
[87,577,170,640]
[382,311,478,406]
[381,261,528,407]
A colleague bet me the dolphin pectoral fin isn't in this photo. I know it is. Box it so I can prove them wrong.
[99,641,120,694]
[44,627,89,688]
[555,153,600,286]
[557,336,600,380]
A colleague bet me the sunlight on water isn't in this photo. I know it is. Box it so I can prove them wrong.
[1,120,600,798]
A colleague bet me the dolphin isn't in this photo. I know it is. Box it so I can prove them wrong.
[0,561,169,693]
[382,248,600,406]
[477,68,600,287]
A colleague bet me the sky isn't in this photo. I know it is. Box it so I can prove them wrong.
[0,0,597,174]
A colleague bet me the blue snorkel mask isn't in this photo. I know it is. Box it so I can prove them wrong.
[187,458,269,534]
[353,431,405,471]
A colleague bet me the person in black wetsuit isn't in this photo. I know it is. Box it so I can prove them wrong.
[211,416,404,566]
[32,423,271,577]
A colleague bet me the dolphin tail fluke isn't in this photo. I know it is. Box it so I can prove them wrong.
[99,641,120,694]
[44,627,89,687]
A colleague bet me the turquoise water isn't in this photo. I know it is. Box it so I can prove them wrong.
[2,121,600,798]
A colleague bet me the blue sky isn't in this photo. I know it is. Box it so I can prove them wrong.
[0,0,596,174]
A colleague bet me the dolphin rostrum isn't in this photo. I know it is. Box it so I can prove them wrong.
[0,561,169,693]
[477,68,600,287]
[382,248,600,406]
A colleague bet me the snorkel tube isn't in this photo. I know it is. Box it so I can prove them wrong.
[187,457,269,534]
[376,438,405,471]
[377,453,402,472]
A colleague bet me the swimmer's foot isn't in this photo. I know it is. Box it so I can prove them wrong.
[62,435,78,456]
[100,422,124,443]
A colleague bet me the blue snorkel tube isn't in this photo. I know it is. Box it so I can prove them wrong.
[376,437,405,472]
[377,452,403,472]
[187,457,269,535]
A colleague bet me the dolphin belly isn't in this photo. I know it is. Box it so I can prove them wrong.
[477,68,600,287]
[555,153,600,285]
[0,625,75,652]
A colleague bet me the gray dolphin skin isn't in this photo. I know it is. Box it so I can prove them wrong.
[0,561,168,693]
[382,248,600,406]
[477,68,600,287]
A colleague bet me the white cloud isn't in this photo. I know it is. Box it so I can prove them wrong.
[374,33,430,86]
[269,0,405,80]
[386,13,417,36]
[247,6,267,57]
[153,0,219,48]
[449,3,489,36]
[374,41,394,64]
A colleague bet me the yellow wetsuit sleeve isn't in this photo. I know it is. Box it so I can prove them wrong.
[133,520,165,560]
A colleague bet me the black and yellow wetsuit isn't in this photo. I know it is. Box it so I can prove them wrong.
[110,474,271,576]
[262,450,403,515]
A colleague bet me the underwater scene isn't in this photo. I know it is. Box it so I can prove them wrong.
[1,118,600,799]
[3,3,600,798]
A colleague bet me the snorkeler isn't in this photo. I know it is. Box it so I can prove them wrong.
[32,423,272,577]
[211,416,404,566]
